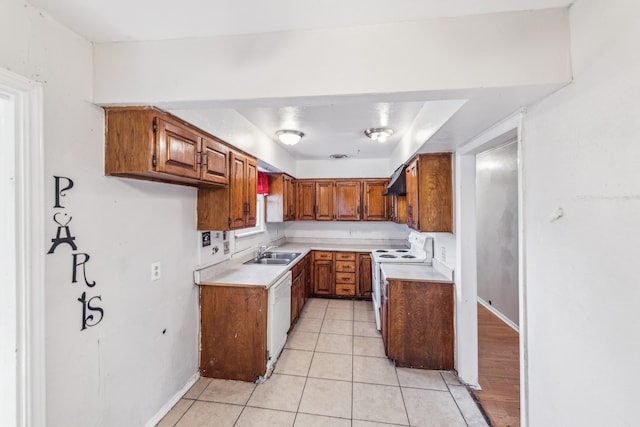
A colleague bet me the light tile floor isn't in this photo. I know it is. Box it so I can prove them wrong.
[158,298,489,427]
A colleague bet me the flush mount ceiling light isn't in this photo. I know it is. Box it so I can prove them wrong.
[364,127,394,143]
[330,154,348,159]
[276,129,304,146]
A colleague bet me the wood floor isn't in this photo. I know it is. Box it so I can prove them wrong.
[473,303,520,427]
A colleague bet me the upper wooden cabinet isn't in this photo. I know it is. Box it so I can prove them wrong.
[405,153,453,232]
[197,150,257,230]
[388,195,407,224]
[266,174,296,222]
[296,181,316,220]
[315,181,335,221]
[104,106,229,187]
[335,181,361,221]
[295,179,387,222]
[362,180,388,221]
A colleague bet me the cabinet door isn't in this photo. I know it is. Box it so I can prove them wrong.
[291,274,301,326]
[335,181,361,221]
[155,118,201,179]
[229,153,247,229]
[315,181,335,221]
[304,255,312,299]
[362,180,388,221]
[389,195,407,224]
[297,181,316,220]
[405,158,419,230]
[313,259,334,295]
[418,154,453,232]
[200,136,229,185]
[245,157,258,227]
[283,176,295,220]
[381,279,390,355]
[358,253,372,298]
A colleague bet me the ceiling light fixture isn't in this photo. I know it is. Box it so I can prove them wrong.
[276,129,304,146]
[330,154,349,159]
[364,127,394,143]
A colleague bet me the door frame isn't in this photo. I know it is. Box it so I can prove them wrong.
[0,67,46,427]
[454,111,528,425]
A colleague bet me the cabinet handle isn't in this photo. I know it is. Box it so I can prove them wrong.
[202,152,208,168]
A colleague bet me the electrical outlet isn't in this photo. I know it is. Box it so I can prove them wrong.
[441,246,446,262]
[151,262,161,281]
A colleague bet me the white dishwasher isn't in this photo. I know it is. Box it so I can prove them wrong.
[266,271,291,376]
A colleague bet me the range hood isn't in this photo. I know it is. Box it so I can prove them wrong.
[384,164,406,196]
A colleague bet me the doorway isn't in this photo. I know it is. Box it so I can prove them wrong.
[473,140,520,426]
[0,67,46,427]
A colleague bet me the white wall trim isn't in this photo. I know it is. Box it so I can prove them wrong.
[144,372,199,427]
[454,109,526,406]
[0,68,46,427]
[477,297,519,332]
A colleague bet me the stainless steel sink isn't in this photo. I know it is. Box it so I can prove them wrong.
[243,251,301,265]
[248,258,292,265]
[262,252,301,260]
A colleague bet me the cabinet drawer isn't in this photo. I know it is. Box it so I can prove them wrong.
[314,251,333,261]
[335,261,356,273]
[335,252,356,261]
[335,272,356,284]
[335,284,356,296]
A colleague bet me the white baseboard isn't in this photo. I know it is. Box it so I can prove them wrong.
[477,297,519,333]
[144,372,200,427]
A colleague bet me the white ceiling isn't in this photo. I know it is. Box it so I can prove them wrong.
[28,0,573,42]
[26,0,574,165]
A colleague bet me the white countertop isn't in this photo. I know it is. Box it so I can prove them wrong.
[197,242,405,288]
[197,241,453,288]
[381,264,453,283]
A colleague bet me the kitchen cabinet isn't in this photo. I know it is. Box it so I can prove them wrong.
[405,153,453,232]
[267,173,296,222]
[335,181,361,221]
[304,254,312,300]
[357,253,373,298]
[290,256,308,326]
[104,106,229,187]
[362,180,388,221]
[200,285,267,382]
[315,181,335,221]
[381,278,454,370]
[334,252,357,296]
[313,251,334,295]
[388,195,407,224]
[197,150,258,230]
[309,250,373,299]
[296,181,316,220]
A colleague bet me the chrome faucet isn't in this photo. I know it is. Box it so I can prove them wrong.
[258,245,277,258]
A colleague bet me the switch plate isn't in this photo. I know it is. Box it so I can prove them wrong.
[151,262,161,281]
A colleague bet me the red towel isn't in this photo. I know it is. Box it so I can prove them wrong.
[257,171,269,195]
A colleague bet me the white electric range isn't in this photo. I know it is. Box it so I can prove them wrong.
[371,231,434,330]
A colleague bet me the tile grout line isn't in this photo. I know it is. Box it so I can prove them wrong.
[441,372,472,427]
[292,301,326,424]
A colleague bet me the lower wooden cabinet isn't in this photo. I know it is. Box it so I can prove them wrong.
[357,253,373,298]
[200,285,267,382]
[290,255,310,327]
[313,251,334,295]
[311,250,373,299]
[381,279,454,370]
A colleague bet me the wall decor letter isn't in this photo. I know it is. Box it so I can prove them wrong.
[53,176,74,208]
[72,253,96,287]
